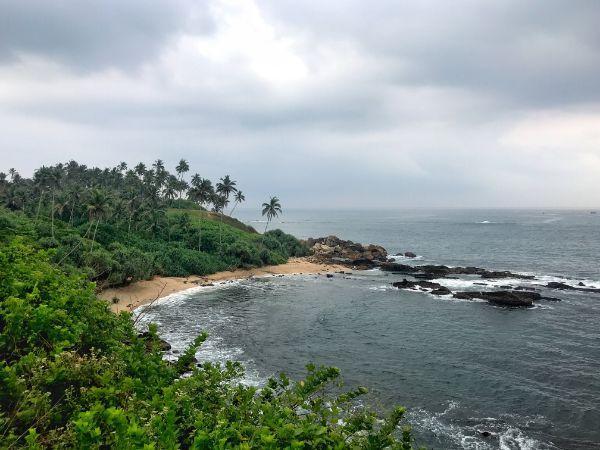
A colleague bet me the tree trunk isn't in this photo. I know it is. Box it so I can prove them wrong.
[90,218,100,252]
[261,219,270,246]
[230,201,238,217]
[36,190,44,221]
[219,214,223,254]
[51,190,55,238]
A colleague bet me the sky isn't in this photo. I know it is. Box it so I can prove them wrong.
[1,0,600,208]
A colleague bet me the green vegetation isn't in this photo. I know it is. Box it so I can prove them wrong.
[0,160,418,448]
[0,161,306,289]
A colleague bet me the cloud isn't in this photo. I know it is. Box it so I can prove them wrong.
[0,0,213,71]
[0,0,599,208]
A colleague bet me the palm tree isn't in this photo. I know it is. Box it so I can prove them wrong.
[134,163,146,178]
[191,173,201,187]
[86,189,111,251]
[48,167,62,238]
[53,194,69,222]
[211,194,228,251]
[216,175,237,211]
[164,175,178,203]
[175,159,190,200]
[261,196,282,233]
[230,190,245,216]
[188,178,214,209]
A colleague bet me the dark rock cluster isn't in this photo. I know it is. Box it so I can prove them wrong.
[380,262,535,280]
[305,235,388,268]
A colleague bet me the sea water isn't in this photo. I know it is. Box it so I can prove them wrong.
[137,209,600,449]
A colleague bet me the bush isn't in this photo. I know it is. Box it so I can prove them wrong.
[263,229,310,257]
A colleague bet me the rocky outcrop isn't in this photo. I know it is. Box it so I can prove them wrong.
[404,251,417,258]
[392,279,562,306]
[546,282,600,293]
[380,262,535,280]
[452,291,536,307]
[305,236,387,267]
[392,279,446,291]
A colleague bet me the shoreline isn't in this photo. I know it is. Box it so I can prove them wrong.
[99,257,347,313]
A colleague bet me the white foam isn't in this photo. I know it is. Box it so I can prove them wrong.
[133,279,242,314]
[391,254,425,261]
[499,428,545,450]
[408,403,552,450]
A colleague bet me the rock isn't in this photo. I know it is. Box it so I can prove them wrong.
[392,279,447,291]
[306,235,388,267]
[326,274,334,278]
[578,282,586,286]
[404,251,417,258]
[479,430,492,438]
[431,286,452,296]
[380,262,418,273]
[546,282,600,293]
[452,291,536,307]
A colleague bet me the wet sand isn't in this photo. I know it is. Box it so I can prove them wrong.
[99,257,347,313]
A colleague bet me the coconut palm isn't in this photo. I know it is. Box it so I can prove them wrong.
[164,175,178,203]
[188,178,214,209]
[211,194,229,251]
[86,189,111,251]
[134,163,146,178]
[191,173,201,187]
[175,159,190,200]
[47,167,63,238]
[216,175,237,207]
[261,196,282,233]
[230,190,245,216]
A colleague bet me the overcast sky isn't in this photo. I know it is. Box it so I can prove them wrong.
[1,0,599,208]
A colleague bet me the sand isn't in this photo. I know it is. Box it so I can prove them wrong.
[99,257,347,313]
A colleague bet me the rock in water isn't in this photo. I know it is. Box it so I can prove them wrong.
[546,281,600,293]
[431,286,452,296]
[452,291,536,307]
[404,251,417,258]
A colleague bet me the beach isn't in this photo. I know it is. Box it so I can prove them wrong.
[100,257,346,313]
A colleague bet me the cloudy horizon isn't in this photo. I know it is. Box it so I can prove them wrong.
[1,0,600,208]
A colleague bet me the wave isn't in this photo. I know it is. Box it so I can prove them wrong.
[390,254,425,261]
[407,402,555,449]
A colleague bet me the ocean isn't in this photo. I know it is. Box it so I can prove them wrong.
[137,209,600,449]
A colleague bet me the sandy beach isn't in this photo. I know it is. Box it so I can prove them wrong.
[100,257,347,313]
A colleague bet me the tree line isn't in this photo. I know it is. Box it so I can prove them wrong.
[0,159,282,237]
[0,160,296,289]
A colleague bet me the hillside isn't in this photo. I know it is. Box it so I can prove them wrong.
[0,160,306,290]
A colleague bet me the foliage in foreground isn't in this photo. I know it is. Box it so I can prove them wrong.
[0,238,417,448]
